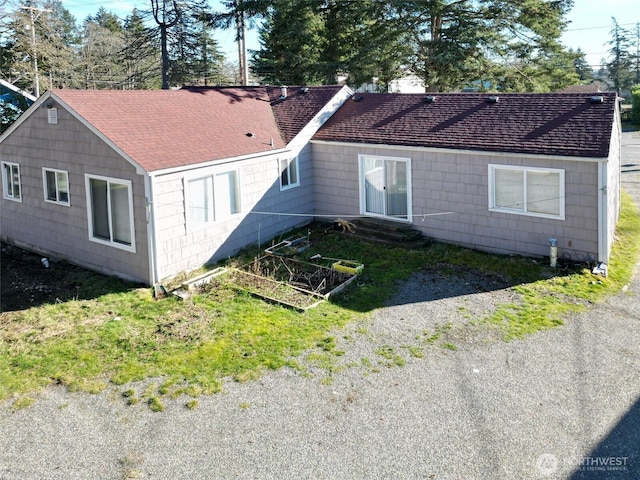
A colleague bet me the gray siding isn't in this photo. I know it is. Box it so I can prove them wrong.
[605,113,622,261]
[313,142,601,261]
[0,106,150,283]
[152,144,315,281]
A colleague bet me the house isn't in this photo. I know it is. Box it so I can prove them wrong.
[0,88,620,286]
[312,92,621,264]
[0,85,352,284]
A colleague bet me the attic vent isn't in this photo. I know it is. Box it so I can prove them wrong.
[589,95,604,104]
[423,95,436,103]
[299,87,309,94]
[352,95,364,102]
[47,107,58,124]
[486,95,499,104]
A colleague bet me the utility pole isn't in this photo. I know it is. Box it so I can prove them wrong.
[20,5,50,98]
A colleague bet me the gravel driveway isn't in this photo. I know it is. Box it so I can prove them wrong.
[1,132,639,480]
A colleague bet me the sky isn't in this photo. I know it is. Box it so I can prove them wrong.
[60,0,639,71]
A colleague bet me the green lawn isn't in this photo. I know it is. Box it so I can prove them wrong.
[1,192,639,410]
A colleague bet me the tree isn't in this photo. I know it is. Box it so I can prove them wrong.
[165,9,223,86]
[572,48,594,83]
[6,0,78,94]
[252,0,325,85]
[389,0,576,92]
[192,11,224,85]
[149,0,219,89]
[631,84,640,125]
[150,0,182,89]
[606,17,633,94]
[121,9,161,89]
[251,0,411,87]
[632,23,640,86]
[319,0,410,87]
[78,9,124,89]
[248,0,577,91]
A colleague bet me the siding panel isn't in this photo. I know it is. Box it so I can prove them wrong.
[313,142,600,261]
[0,105,150,283]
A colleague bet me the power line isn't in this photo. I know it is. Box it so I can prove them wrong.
[565,22,639,32]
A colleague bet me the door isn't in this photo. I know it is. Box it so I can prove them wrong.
[360,155,411,221]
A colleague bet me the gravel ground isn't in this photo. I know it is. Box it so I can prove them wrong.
[1,132,639,480]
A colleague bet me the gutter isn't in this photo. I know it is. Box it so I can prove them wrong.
[310,139,609,164]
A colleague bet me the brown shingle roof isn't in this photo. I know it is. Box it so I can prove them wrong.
[313,92,617,158]
[52,86,342,172]
[267,85,345,143]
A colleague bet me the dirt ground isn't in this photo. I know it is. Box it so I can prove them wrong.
[0,242,111,312]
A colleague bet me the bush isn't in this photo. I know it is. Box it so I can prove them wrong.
[631,84,640,125]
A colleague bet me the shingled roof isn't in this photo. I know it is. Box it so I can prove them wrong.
[51,86,344,172]
[313,92,617,158]
[267,85,345,143]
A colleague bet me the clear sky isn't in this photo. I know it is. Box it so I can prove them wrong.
[61,0,639,71]
[561,0,639,69]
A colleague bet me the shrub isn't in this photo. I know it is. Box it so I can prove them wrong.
[631,84,640,125]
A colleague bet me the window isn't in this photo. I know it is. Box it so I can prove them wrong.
[2,161,21,201]
[279,157,299,190]
[489,165,564,219]
[43,168,70,205]
[187,170,240,227]
[85,175,135,251]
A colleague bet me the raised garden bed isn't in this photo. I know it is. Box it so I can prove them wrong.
[227,255,358,310]
[264,236,311,257]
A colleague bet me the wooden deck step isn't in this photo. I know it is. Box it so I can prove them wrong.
[331,218,430,248]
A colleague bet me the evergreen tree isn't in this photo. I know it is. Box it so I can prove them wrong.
[7,0,78,94]
[572,48,594,83]
[391,0,576,92]
[150,0,218,88]
[606,17,633,94]
[121,9,160,89]
[252,0,325,85]
[79,9,124,89]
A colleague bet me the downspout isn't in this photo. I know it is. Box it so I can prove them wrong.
[144,173,160,287]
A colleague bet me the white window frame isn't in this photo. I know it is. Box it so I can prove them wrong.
[279,156,299,191]
[42,168,70,206]
[2,161,22,202]
[185,169,241,229]
[84,174,136,252]
[488,164,565,220]
[358,154,412,222]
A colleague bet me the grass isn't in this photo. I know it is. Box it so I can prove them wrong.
[482,190,640,340]
[1,193,639,408]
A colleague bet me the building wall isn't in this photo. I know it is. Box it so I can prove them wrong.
[312,142,602,261]
[0,104,150,283]
[605,108,622,261]
[152,143,315,281]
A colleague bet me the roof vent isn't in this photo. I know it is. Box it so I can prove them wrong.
[299,87,309,94]
[246,132,255,138]
[486,95,499,104]
[280,86,288,99]
[589,95,604,104]
[352,95,364,102]
[423,95,436,103]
